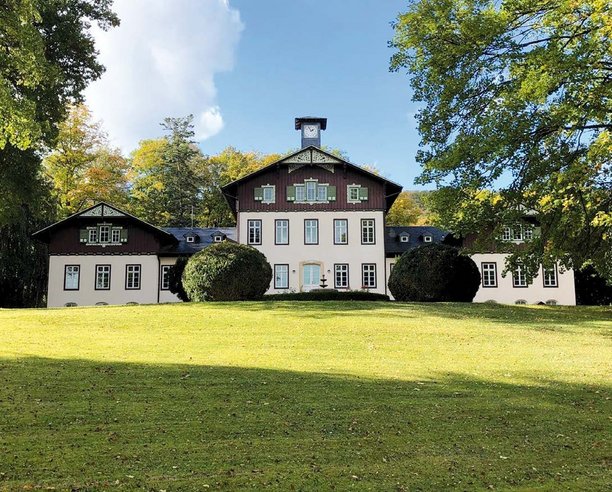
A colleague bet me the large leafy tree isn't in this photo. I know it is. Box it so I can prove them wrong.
[390,0,612,281]
[43,104,129,216]
[386,191,435,226]
[0,0,119,306]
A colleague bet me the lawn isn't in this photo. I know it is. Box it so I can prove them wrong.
[0,302,610,490]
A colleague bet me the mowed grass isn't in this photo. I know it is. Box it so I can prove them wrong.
[0,302,610,491]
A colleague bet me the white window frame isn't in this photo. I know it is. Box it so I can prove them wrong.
[111,228,121,243]
[481,262,497,288]
[304,219,318,245]
[186,236,195,243]
[543,265,558,287]
[126,264,141,290]
[247,219,262,245]
[317,184,328,201]
[295,185,305,202]
[334,264,349,289]
[99,225,110,243]
[361,219,375,245]
[513,265,528,287]
[523,227,533,240]
[274,264,289,289]
[501,227,512,241]
[305,180,317,202]
[513,225,523,241]
[95,265,111,290]
[275,219,289,245]
[64,265,80,290]
[362,264,376,289]
[423,235,432,243]
[334,219,348,245]
[88,228,98,243]
[347,185,361,203]
[262,185,275,204]
[400,235,409,243]
[160,265,171,290]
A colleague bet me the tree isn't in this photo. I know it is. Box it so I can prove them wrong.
[182,242,272,301]
[390,0,612,282]
[388,244,481,302]
[129,116,204,227]
[43,104,129,216]
[168,257,189,302]
[0,0,118,307]
[386,191,434,226]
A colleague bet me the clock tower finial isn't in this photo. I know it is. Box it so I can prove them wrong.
[295,116,327,148]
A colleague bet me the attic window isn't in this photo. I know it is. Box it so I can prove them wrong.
[423,235,432,243]
[287,180,336,203]
[400,235,409,243]
[186,236,195,243]
[347,184,368,203]
[213,235,223,243]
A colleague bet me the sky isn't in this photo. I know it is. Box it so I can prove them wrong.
[85,0,425,189]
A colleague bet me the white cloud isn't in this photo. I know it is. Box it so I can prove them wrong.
[85,0,243,152]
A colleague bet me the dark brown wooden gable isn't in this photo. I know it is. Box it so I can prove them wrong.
[236,164,387,212]
[48,217,164,255]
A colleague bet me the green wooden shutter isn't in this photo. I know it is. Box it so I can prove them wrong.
[120,227,128,243]
[286,185,296,202]
[359,187,369,201]
[254,187,263,201]
[79,228,88,243]
[327,185,336,201]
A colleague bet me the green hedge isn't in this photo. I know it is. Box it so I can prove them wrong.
[265,290,389,301]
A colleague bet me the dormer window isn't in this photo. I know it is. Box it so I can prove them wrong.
[400,235,409,243]
[213,236,223,243]
[186,236,195,243]
[423,235,432,243]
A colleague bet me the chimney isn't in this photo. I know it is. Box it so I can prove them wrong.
[295,117,327,148]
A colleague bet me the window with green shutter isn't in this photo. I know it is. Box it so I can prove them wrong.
[358,187,369,200]
[120,228,128,243]
[254,187,264,201]
[79,229,88,243]
[348,185,368,203]
[286,185,296,201]
[327,185,336,201]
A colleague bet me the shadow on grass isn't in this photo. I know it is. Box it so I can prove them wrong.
[203,300,612,330]
[1,357,609,490]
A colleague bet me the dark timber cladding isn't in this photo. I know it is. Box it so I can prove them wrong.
[222,147,402,214]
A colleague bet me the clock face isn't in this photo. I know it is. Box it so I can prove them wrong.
[303,124,318,138]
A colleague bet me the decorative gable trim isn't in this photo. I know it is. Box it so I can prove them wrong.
[80,204,126,218]
[284,148,340,167]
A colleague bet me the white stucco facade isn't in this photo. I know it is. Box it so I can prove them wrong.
[238,211,388,295]
[471,253,575,305]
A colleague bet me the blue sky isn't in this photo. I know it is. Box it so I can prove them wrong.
[86,1,425,189]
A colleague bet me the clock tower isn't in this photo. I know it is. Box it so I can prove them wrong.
[295,117,327,148]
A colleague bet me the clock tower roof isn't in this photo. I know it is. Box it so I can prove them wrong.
[295,117,327,130]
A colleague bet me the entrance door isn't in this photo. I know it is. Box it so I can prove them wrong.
[302,264,321,291]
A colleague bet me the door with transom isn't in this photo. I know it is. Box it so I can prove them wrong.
[302,264,321,291]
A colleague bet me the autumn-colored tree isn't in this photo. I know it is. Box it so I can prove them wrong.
[391,0,612,281]
[386,191,434,226]
[43,104,129,216]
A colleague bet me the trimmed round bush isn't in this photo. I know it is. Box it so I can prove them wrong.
[388,244,481,302]
[182,242,272,301]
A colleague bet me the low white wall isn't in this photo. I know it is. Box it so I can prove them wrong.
[471,253,576,305]
[48,255,160,307]
[239,211,388,295]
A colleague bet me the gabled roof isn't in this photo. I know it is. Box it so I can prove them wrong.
[221,146,403,214]
[31,202,177,244]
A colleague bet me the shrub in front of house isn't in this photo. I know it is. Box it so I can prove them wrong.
[182,242,272,301]
[168,256,189,302]
[388,244,481,302]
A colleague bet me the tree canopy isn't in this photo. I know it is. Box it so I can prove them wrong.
[390,0,612,281]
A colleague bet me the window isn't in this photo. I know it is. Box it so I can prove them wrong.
[513,226,523,240]
[262,185,275,203]
[213,235,223,243]
[361,219,375,244]
[334,264,349,288]
[126,264,141,290]
[543,265,558,287]
[247,219,262,245]
[160,265,171,290]
[111,228,121,243]
[334,219,348,244]
[348,186,360,202]
[390,262,395,272]
[400,235,409,243]
[524,227,533,240]
[95,265,111,290]
[317,185,328,201]
[513,265,528,287]
[481,262,497,287]
[64,265,80,290]
[306,181,317,201]
[275,219,289,245]
[423,235,432,243]
[295,185,305,202]
[274,264,289,289]
[304,219,318,244]
[99,225,110,243]
[362,264,376,289]
[501,227,512,241]
[186,236,195,243]
[88,228,98,243]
